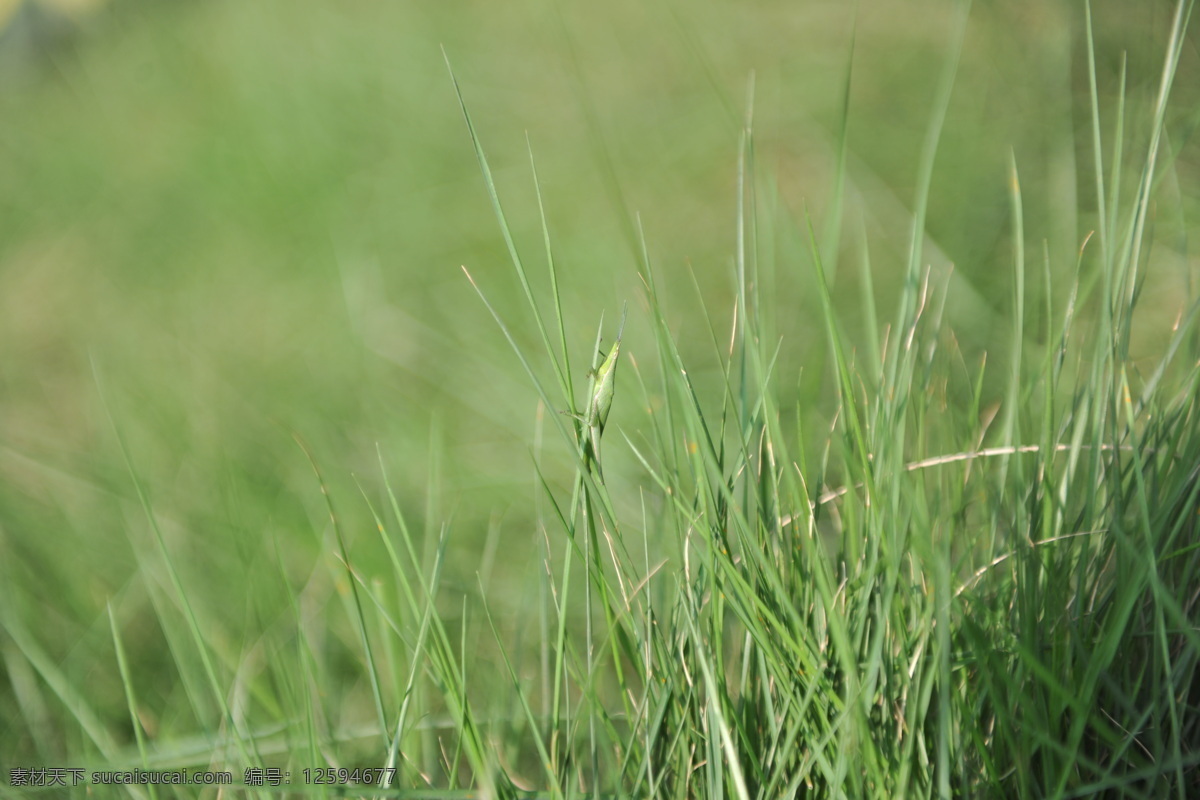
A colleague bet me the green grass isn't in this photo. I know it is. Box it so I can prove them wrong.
[2,0,1200,797]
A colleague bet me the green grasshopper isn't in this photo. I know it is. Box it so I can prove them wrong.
[577,304,627,479]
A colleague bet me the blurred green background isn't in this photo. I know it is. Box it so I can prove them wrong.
[1,0,1196,766]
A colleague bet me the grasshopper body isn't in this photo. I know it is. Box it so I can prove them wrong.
[582,306,627,473]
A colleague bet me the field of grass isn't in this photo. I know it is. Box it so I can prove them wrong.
[2,0,1199,797]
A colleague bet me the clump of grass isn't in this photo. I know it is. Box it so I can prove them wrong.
[387,2,1198,796]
